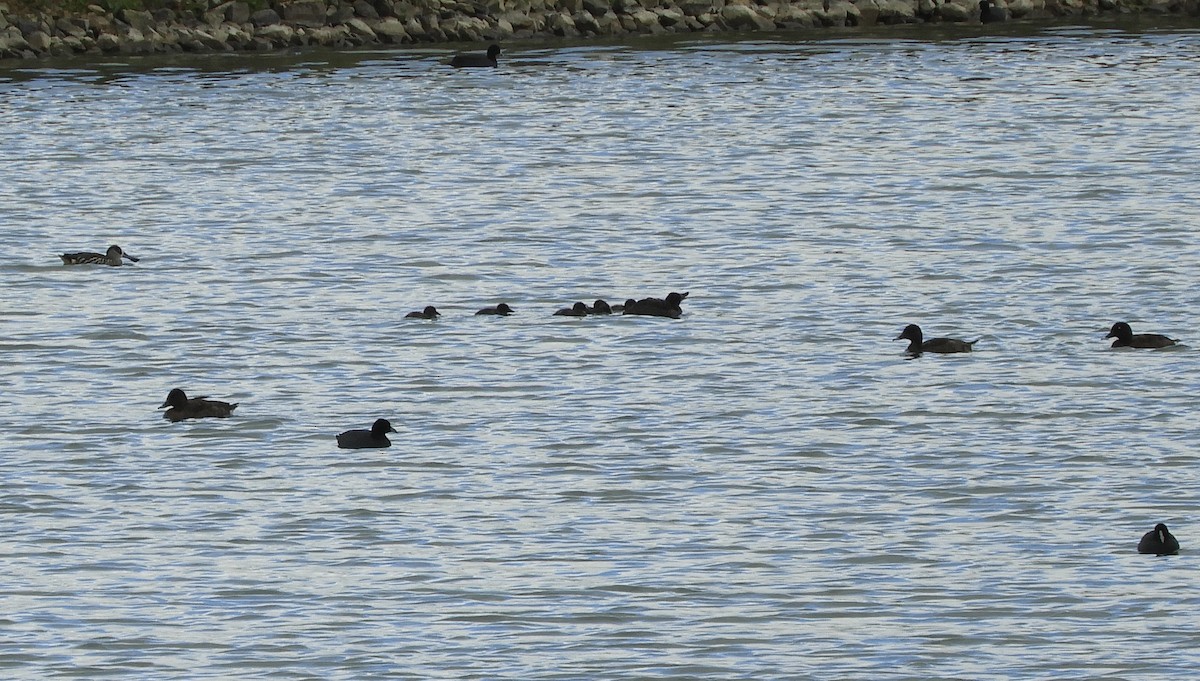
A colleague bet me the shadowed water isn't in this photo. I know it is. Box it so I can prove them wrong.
[2,23,1200,679]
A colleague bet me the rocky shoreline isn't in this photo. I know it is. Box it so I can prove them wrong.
[1,0,1197,61]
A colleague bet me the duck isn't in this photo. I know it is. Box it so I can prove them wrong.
[979,0,1009,22]
[337,418,398,449]
[159,388,238,422]
[405,305,441,320]
[476,303,515,316]
[895,324,978,355]
[588,299,613,315]
[1138,523,1180,556]
[60,244,139,266]
[1105,321,1178,349]
[622,291,688,319]
[450,44,501,68]
[554,301,589,317]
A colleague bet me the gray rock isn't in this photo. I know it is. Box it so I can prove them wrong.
[309,24,352,44]
[118,8,154,32]
[937,0,973,20]
[1006,0,1042,16]
[282,1,328,27]
[720,3,774,29]
[655,6,685,25]
[354,0,380,19]
[679,0,714,16]
[257,23,296,44]
[226,2,251,23]
[251,8,282,26]
[595,10,624,32]
[572,9,600,31]
[25,28,51,51]
[582,0,611,14]
[774,5,815,25]
[56,17,88,38]
[372,16,411,40]
[629,7,664,30]
[546,10,578,34]
[96,31,121,52]
[876,0,916,22]
[346,16,377,37]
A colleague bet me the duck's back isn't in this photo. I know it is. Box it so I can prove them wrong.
[336,429,391,449]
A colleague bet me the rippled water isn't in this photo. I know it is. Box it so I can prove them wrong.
[3,22,1200,678]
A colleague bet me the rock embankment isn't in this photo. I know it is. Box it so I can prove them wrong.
[0,0,1196,60]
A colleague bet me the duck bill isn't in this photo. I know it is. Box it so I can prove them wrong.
[124,253,140,262]
[158,400,169,408]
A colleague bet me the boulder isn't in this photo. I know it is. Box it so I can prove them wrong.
[656,6,685,24]
[346,16,377,38]
[629,7,664,29]
[572,9,601,31]
[372,16,411,40]
[679,0,715,15]
[876,0,916,21]
[354,0,381,18]
[118,8,154,32]
[720,3,774,28]
[1006,0,1043,15]
[26,29,51,51]
[936,0,974,19]
[583,0,612,14]
[56,18,89,39]
[96,31,121,51]
[546,10,579,34]
[250,9,282,26]
[282,1,328,27]
[257,22,296,43]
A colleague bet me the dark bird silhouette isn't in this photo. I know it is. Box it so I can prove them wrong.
[337,418,397,449]
[895,324,978,355]
[622,291,688,319]
[476,303,515,316]
[450,44,501,68]
[979,0,1009,23]
[1138,523,1180,556]
[406,305,441,320]
[1105,321,1178,349]
[554,302,589,317]
[159,388,238,422]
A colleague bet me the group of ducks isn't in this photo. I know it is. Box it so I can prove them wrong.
[895,321,1180,355]
[63,245,1184,553]
[403,291,689,320]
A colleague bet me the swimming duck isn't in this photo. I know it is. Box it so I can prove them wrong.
[406,305,441,320]
[450,44,501,68]
[159,388,238,422]
[554,302,589,317]
[589,299,613,315]
[622,291,688,319]
[336,418,398,449]
[1105,322,1178,349]
[476,303,515,316]
[60,244,139,266]
[979,0,1009,22]
[895,324,978,355]
[1138,523,1180,556]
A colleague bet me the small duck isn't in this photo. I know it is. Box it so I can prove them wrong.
[554,301,589,317]
[336,418,398,449]
[1105,321,1178,349]
[476,303,515,316]
[622,291,688,319]
[979,0,1009,22]
[450,44,501,68]
[588,299,613,315]
[159,388,238,422]
[60,244,139,266]
[405,305,441,320]
[895,324,978,355]
[1138,523,1180,556]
